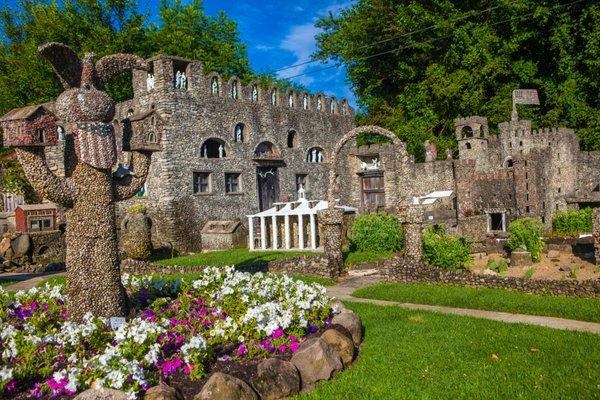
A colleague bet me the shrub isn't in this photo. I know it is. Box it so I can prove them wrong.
[350,212,404,252]
[127,203,147,214]
[487,258,508,275]
[422,225,472,270]
[552,208,593,236]
[507,218,545,262]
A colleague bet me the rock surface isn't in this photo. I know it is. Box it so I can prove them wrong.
[74,388,129,400]
[11,233,30,256]
[290,338,343,389]
[144,384,184,400]
[321,328,355,366]
[250,358,300,400]
[194,372,257,400]
[331,311,363,346]
[547,250,560,258]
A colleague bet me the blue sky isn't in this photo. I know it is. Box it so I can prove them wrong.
[3,0,357,106]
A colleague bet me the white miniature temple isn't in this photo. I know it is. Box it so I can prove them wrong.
[247,187,356,251]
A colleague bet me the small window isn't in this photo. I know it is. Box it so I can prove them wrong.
[36,129,44,142]
[251,85,258,102]
[557,187,561,193]
[593,184,600,192]
[201,139,227,158]
[57,126,65,141]
[489,213,504,232]
[526,183,529,190]
[211,77,219,95]
[234,123,244,143]
[526,193,529,201]
[525,205,530,213]
[287,130,297,148]
[317,97,323,111]
[271,90,277,106]
[505,158,514,168]
[288,93,294,107]
[462,126,473,138]
[231,80,238,99]
[306,147,324,163]
[524,160,528,166]
[519,141,523,146]
[302,94,309,110]
[525,172,528,179]
[296,174,308,192]
[465,142,472,150]
[225,173,241,193]
[147,132,157,143]
[193,172,210,194]
[330,100,336,113]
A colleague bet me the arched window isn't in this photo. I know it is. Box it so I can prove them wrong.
[251,85,258,102]
[147,132,157,143]
[234,123,244,143]
[317,96,323,111]
[288,93,294,108]
[287,130,297,148]
[306,147,325,163]
[329,100,336,113]
[271,90,277,106]
[211,77,219,95]
[201,138,227,159]
[462,126,474,138]
[302,94,309,110]
[465,142,472,150]
[57,126,65,141]
[254,141,279,158]
[231,80,238,99]
[504,157,514,168]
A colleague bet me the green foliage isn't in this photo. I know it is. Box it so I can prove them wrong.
[126,203,147,214]
[523,268,535,279]
[314,1,600,159]
[350,212,404,253]
[422,225,472,270]
[487,258,508,276]
[507,218,545,262]
[552,207,593,236]
[0,160,36,203]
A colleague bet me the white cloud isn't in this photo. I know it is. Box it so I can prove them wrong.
[277,23,321,85]
[255,44,274,51]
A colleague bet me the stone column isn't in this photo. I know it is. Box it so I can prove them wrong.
[318,207,345,277]
[401,204,424,265]
[593,208,600,266]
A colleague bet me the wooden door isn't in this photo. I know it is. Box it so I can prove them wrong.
[257,167,280,211]
[361,174,385,209]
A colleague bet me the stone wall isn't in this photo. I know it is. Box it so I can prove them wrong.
[382,255,600,297]
[267,255,339,279]
[594,208,600,265]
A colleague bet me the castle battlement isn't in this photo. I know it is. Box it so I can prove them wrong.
[132,54,354,118]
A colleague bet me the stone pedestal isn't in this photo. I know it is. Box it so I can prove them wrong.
[318,208,344,276]
[593,208,600,266]
[510,250,532,267]
[400,205,424,264]
[121,208,153,260]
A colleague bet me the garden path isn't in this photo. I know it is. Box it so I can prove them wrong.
[1,271,66,292]
[328,272,600,334]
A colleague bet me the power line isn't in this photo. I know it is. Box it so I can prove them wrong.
[274,0,522,73]
[280,0,587,81]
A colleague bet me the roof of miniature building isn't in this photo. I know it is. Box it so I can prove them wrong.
[129,110,160,122]
[17,203,58,211]
[247,197,357,218]
[201,220,241,234]
[414,190,453,205]
[0,102,55,122]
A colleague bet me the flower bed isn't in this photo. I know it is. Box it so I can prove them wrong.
[0,266,333,399]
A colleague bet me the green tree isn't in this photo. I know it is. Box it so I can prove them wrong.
[314,0,600,160]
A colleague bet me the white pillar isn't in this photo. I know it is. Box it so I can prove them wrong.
[248,217,255,250]
[309,213,317,250]
[260,216,266,250]
[271,215,278,249]
[284,215,291,249]
[298,214,304,249]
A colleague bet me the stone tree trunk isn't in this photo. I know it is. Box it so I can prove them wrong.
[12,43,152,321]
[318,208,345,277]
[593,208,600,266]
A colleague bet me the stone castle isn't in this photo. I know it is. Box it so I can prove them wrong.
[4,53,599,252]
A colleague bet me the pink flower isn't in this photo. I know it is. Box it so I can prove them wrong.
[290,342,300,353]
[288,335,298,343]
[277,343,287,353]
[236,343,248,357]
[271,328,284,339]
[161,358,182,376]
[6,379,15,392]
[183,363,194,375]
[28,383,43,399]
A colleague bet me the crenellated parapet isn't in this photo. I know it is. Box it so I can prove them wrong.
[133,55,354,118]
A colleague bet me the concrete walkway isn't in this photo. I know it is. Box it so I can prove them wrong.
[1,271,65,292]
[327,273,600,335]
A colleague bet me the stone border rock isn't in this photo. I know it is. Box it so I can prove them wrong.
[382,255,600,298]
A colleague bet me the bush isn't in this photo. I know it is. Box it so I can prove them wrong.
[487,258,508,275]
[422,225,472,270]
[552,208,593,236]
[350,212,404,252]
[507,218,545,262]
[127,203,147,214]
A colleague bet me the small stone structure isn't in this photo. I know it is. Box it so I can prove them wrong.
[383,255,599,297]
[121,207,153,260]
[201,220,246,251]
[0,230,65,272]
[400,204,424,264]
[318,208,345,276]
[0,102,59,147]
[594,208,600,265]
[15,203,58,232]
[510,248,532,267]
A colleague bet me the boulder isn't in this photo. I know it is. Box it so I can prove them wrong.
[121,209,153,261]
[483,269,499,276]
[250,358,300,400]
[290,338,343,389]
[0,237,11,255]
[194,372,257,400]
[321,328,355,366]
[559,265,572,273]
[144,384,184,400]
[11,234,30,256]
[547,250,560,258]
[330,299,348,314]
[74,388,129,400]
[331,311,363,346]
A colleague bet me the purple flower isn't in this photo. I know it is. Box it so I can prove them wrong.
[309,324,318,333]
[271,328,284,339]
[161,358,182,376]
[6,379,15,392]
[288,335,298,343]
[290,342,300,353]
[142,309,156,322]
[277,343,287,353]
[236,343,248,357]
[28,383,44,399]
[42,303,49,312]
[183,363,194,375]
[29,301,39,310]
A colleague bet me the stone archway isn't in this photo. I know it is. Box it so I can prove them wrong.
[326,125,411,205]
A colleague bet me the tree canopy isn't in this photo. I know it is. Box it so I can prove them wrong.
[314,0,600,160]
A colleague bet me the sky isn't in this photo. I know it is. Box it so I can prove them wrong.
[2,0,357,106]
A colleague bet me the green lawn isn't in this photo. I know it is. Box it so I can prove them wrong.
[296,302,600,399]
[343,250,392,266]
[156,248,321,267]
[353,282,600,323]
[0,279,17,287]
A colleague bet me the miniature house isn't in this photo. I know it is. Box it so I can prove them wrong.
[15,203,58,233]
[0,103,59,147]
[201,220,246,250]
[124,110,163,152]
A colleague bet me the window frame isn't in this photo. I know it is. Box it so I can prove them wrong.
[193,171,212,194]
[225,172,242,194]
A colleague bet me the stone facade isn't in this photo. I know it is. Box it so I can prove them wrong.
[383,255,600,298]
[594,208,600,265]
[44,54,355,252]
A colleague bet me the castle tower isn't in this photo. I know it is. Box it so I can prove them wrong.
[454,116,489,168]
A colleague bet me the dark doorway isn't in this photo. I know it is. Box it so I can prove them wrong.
[257,167,280,211]
[489,212,505,231]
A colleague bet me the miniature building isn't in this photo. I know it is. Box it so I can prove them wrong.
[0,103,59,147]
[15,203,58,233]
[124,109,164,152]
[200,220,246,251]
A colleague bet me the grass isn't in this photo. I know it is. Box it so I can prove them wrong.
[156,248,321,267]
[0,279,17,287]
[295,302,600,399]
[353,282,600,323]
[343,250,392,266]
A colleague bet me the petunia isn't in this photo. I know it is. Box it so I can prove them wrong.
[271,328,284,339]
[277,343,287,353]
[236,343,248,357]
[290,342,300,353]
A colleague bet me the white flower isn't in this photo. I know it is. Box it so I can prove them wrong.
[0,366,13,382]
